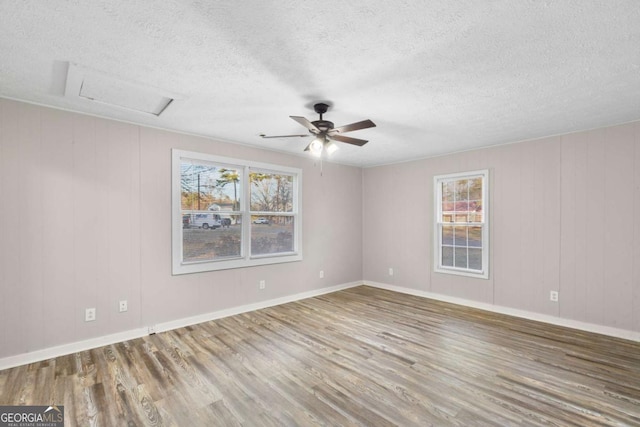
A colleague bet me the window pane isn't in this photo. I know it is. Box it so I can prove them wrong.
[182,214,242,262]
[444,200,470,221]
[181,160,243,263]
[467,203,482,222]
[250,172,294,212]
[454,226,468,246]
[442,225,454,245]
[455,214,469,223]
[455,179,469,201]
[442,181,455,202]
[181,162,241,211]
[469,248,482,270]
[442,246,454,267]
[469,177,482,200]
[251,216,295,255]
[454,247,468,268]
[468,226,482,247]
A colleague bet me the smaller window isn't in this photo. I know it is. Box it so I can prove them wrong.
[434,170,489,279]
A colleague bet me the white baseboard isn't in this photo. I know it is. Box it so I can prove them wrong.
[0,327,149,372]
[153,281,362,333]
[0,281,362,371]
[364,281,640,343]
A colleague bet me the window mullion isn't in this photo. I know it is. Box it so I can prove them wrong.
[243,165,251,259]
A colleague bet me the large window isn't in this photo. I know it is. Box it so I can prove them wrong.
[172,150,301,274]
[434,170,488,279]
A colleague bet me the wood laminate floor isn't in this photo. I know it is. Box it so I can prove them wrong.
[1,286,639,426]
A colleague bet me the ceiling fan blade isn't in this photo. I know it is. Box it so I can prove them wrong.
[260,133,308,139]
[290,116,320,133]
[330,134,368,146]
[330,119,376,134]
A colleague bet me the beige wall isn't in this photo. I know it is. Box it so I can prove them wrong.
[363,122,640,333]
[2,96,639,362]
[0,99,363,359]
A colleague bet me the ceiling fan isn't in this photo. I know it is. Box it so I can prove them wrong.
[260,103,376,156]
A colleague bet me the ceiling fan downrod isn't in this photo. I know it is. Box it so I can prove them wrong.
[313,102,329,120]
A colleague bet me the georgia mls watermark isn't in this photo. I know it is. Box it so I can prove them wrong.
[0,406,64,427]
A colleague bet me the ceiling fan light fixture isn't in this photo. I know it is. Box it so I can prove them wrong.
[309,137,324,157]
[326,141,339,155]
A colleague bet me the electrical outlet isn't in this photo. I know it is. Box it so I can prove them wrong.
[259,280,266,290]
[389,267,394,276]
[550,291,559,302]
[85,308,96,322]
[319,270,324,279]
[119,300,128,313]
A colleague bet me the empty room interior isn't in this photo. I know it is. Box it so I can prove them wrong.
[1,2,640,426]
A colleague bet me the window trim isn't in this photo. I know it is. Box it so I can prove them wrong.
[433,169,489,279]
[172,149,302,275]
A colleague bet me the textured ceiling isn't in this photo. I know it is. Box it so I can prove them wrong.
[1,1,639,167]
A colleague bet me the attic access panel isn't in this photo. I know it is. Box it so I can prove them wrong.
[65,63,174,116]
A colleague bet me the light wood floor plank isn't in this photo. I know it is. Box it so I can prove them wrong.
[1,286,639,426]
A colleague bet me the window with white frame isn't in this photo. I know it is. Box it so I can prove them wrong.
[172,150,301,274]
[434,170,488,279]
[249,171,295,256]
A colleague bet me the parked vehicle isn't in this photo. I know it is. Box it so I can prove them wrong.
[252,217,269,224]
[189,213,222,229]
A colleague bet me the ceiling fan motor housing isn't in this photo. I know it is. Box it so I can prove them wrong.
[311,120,334,132]
[313,103,330,115]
